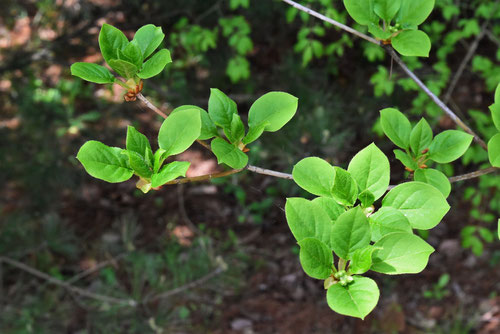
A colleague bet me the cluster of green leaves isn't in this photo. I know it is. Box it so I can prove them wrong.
[344,0,435,57]
[285,143,450,319]
[380,108,473,197]
[219,16,253,82]
[71,24,171,87]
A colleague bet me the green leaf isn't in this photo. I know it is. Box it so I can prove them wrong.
[119,40,143,69]
[396,0,435,26]
[414,168,451,197]
[125,150,152,179]
[369,207,412,242]
[242,121,269,145]
[285,197,333,248]
[358,190,375,208]
[126,126,152,158]
[331,167,358,207]
[392,30,431,57]
[393,149,418,170]
[151,161,190,188]
[298,238,333,279]
[367,23,393,40]
[247,92,298,132]
[374,0,402,23]
[343,0,379,26]
[312,197,345,222]
[132,24,165,59]
[137,49,172,79]
[497,219,499,240]
[428,130,473,163]
[171,105,218,140]
[224,114,245,144]
[158,108,201,157]
[211,138,248,169]
[208,88,238,130]
[330,207,371,259]
[410,118,433,155]
[347,143,390,201]
[382,181,450,229]
[327,276,379,320]
[488,133,500,167]
[99,24,129,64]
[380,108,411,149]
[70,63,115,84]
[349,246,378,275]
[292,157,335,197]
[108,59,138,78]
[153,149,167,173]
[77,141,133,183]
[372,232,435,274]
[490,102,500,132]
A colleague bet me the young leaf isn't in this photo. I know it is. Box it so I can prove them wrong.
[312,197,346,222]
[70,63,115,84]
[119,40,143,69]
[298,238,334,280]
[488,133,500,167]
[367,23,393,40]
[77,141,133,183]
[358,190,375,208]
[380,108,412,149]
[292,157,335,197]
[125,150,153,179]
[285,198,333,248]
[343,0,379,26]
[108,59,138,78]
[347,143,390,201]
[137,49,172,79]
[349,246,378,275]
[171,105,218,140]
[369,207,412,242]
[372,232,435,274]
[247,92,298,132]
[151,161,190,188]
[242,121,269,145]
[396,0,435,26]
[393,149,418,170]
[132,24,165,59]
[327,276,379,320]
[490,102,500,132]
[392,30,431,57]
[331,167,358,207]
[330,207,371,259]
[153,149,167,173]
[374,0,402,23]
[224,114,245,144]
[211,138,248,169]
[126,126,152,158]
[410,118,433,155]
[428,130,473,163]
[382,181,450,229]
[414,168,451,197]
[158,108,201,157]
[99,23,129,64]
[208,89,238,130]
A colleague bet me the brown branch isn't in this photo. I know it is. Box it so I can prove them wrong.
[136,93,168,119]
[162,168,244,185]
[0,256,137,307]
[448,167,498,183]
[280,0,489,152]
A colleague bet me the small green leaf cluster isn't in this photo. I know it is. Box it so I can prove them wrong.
[344,0,435,57]
[487,83,500,167]
[77,108,201,192]
[219,16,253,83]
[380,108,474,197]
[285,143,450,319]
[71,24,171,92]
[207,89,298,169]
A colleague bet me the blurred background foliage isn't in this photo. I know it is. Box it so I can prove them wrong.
[0,0,499,333]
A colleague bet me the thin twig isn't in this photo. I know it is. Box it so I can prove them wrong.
[443,21,489,103]
[280,0,489,152]
[386,46,488,151]
[281,0,380,45]
[448,166,498,183]
[163,168,244,185]
[66,253,127,285]
[0,256,137,307]
[136,93,168,119]
[246,165,293,179]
